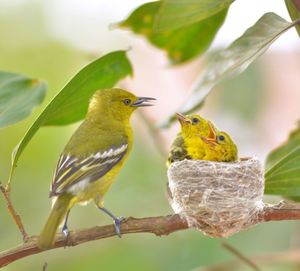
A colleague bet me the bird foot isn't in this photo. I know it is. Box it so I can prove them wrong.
[62,224,69,237]
[114,216,125,238]
[62,224,70,248]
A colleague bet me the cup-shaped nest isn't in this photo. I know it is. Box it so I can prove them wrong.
[167,158,264,237]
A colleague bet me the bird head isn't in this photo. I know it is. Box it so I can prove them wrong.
[176,113,210,137]
[201,122,238,161]
[87,88,155,122]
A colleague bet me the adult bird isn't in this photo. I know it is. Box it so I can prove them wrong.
[38,88,155,249]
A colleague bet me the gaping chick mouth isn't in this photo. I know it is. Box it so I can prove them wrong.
[200,121,218,146]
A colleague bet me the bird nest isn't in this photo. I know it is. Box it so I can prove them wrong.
[167,158,264,238]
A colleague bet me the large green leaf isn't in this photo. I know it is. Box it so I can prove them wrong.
[285,0,300,36]
[9,50,133,184]
[265,120,300,171]
[265,146,300,196]
[161,13,300,127]
[155,0,233,32]
[120,1,227,64]
[265,121,300,200]
[0,72,47,128]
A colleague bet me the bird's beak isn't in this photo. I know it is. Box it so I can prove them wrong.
[131,97,156,107]
[200,121,218,146]
[176,112,191,124]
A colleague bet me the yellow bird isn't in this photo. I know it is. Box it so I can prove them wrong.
[201,121,238,162]
[37,88,155,249]
[167,113,213,166]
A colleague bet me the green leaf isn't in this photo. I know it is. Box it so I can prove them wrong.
[285,0,300,36]
[120,1,228,64]
[0,71,47,128]
[265,121,300,200]
[9,50,133,184]
[156,0,233,32]
[265,120,300,171]
[265,146,300,196]
[160,13,300,127]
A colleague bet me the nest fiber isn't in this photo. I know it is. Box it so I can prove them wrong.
[167,158,264,237]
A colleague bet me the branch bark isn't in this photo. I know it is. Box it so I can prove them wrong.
[1,201,300,268]
[0,214,188,268]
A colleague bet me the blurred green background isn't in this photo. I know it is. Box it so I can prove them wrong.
[1,1,300,271]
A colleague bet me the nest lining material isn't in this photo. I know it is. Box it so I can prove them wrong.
[167,158,264,237]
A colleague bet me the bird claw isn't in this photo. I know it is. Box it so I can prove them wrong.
[62,224,70,248]
[97,207,124,238]
[61,224,69,237]
[62,226,69,237]
[114,216,125,238]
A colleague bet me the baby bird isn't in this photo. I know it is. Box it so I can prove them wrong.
[201,121,238,162]
[167,113,212,166]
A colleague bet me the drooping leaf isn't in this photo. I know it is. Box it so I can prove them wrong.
[0,72,47,128]
[161,13,300,127]
[265,121,300,200]
[265,120,300,171]
[155,0,234,32]
[120,1,228,64]
[285,0,300,36]
[9,50,133,184]
[265,146,300,196]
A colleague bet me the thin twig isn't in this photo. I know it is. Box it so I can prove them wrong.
[222,242,262,271]
[138,110,168,157]
[0,183,29,242]
[194,249,300,271]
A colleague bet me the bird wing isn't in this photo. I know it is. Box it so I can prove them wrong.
[50,143,128,196]
[167,134,189,164]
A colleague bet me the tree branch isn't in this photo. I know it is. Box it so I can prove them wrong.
[257,201,300,221]
[0,214,188,268]
[1,201,300,268]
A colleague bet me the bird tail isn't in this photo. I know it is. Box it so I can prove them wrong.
[37,195,73,250]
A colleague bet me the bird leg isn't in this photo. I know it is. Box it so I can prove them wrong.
[62,210,71,247]
[98,207,124,238]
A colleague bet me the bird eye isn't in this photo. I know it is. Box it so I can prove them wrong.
[123,99,131,105]
[218,135,225,141]
[192,118,200,124]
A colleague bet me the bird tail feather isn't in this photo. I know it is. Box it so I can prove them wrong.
[37,195,73,250]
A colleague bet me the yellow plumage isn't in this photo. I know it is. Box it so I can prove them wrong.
[167,113,238,166]
[167,113,212,166]
[201,122,238,162]
[38,88,155,249]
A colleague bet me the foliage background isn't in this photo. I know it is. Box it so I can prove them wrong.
[0,0,300,270]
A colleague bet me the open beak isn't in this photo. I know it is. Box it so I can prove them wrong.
[200,121,218,146]
[176,112,191,124]
[131,97,156,107]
